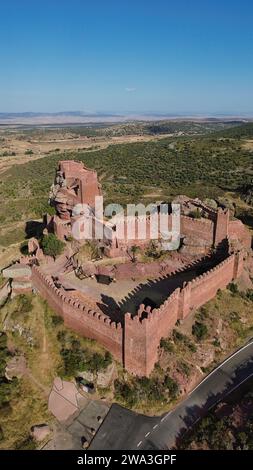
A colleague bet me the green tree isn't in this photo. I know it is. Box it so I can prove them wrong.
[41,233,65,258]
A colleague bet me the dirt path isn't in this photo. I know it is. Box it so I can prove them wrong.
[26,369,50,396]
[42,310,47,354]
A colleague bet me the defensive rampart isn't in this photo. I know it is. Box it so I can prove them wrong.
[31,249,244,376]
[107,208,251,257]
[31,266,122,362]
[124,250,243,376]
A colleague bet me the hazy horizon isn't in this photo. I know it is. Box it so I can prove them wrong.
[1,110,253,117]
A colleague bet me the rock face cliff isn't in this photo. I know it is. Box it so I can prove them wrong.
[47,160,101,240]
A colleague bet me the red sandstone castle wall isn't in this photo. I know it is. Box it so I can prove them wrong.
[180,215,214,244]
[113,214,214,246]
[109,213,215,256]
[31,266,122,362]
[111,209,250,253]
[123,251,243,376]
[31,250,244,377]
[124,290,180,376]
[189,255,235,311]
[180,211,251,250]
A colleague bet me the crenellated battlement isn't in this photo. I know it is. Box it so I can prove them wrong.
[32,265,122,330]
[123,249,243,375]
[30,240,246,376]
[32,265,123,361]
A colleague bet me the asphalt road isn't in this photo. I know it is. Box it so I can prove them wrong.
[89,340,253,450]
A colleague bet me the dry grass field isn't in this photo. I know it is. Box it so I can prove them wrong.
[0,129,173,175]
[243,139,253,150]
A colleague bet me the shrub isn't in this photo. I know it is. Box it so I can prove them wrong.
[179,361,191,377]
[145,240,161,259]
[172,329,184,342]
[0,377,17,408]
[20,240,29,255]
[60,345,112,377]
[212,338,220,347]
[216,288,222,299]
[163,375,179,399]
[189,209,202,219]
[51,315,64,326]
[114,380,137,407]
[0,333,9,377]
[0,402,13,418]
[192,321,208,341]
[57,330,66,343]
[229,311,240,321]
[17,294,33,313]
[187,341,197,353]
[130,245,139,262]
[160,338,174,352]
[228,282,239,294]
[114,376,167,407]
[87,351,112,372]
[179,414,234,450]
[60,348,86,375]
[136,377,165,402]
[172,329,197,351]
[15,436,36,450]
[246,289,253,301]
[0,332,7,350]
[197,306,209,320]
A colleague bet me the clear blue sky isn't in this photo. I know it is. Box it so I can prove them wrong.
[0,0,253,114]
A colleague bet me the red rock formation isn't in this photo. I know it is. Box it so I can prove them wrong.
[47,160,101,239]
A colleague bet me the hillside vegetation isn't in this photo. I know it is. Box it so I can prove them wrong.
[1,122,253,245]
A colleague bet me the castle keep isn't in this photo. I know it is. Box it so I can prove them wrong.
[3,160,251,376]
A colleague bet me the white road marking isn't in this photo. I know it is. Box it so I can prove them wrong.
[141,341,253,442]
[137,441,142,447]
[190,340,253,394]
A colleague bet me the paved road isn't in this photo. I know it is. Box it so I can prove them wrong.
[89,340,253,450]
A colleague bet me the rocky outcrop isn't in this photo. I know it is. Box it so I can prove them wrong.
[5,355,27,380]
[2,263,32,295]
[30,424,51,442]
[0,280,10,306]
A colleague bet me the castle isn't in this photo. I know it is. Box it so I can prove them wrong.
[3,160,251,376]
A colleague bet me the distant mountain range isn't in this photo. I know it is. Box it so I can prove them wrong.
[0,111,252,125]
[0,111,122,118]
